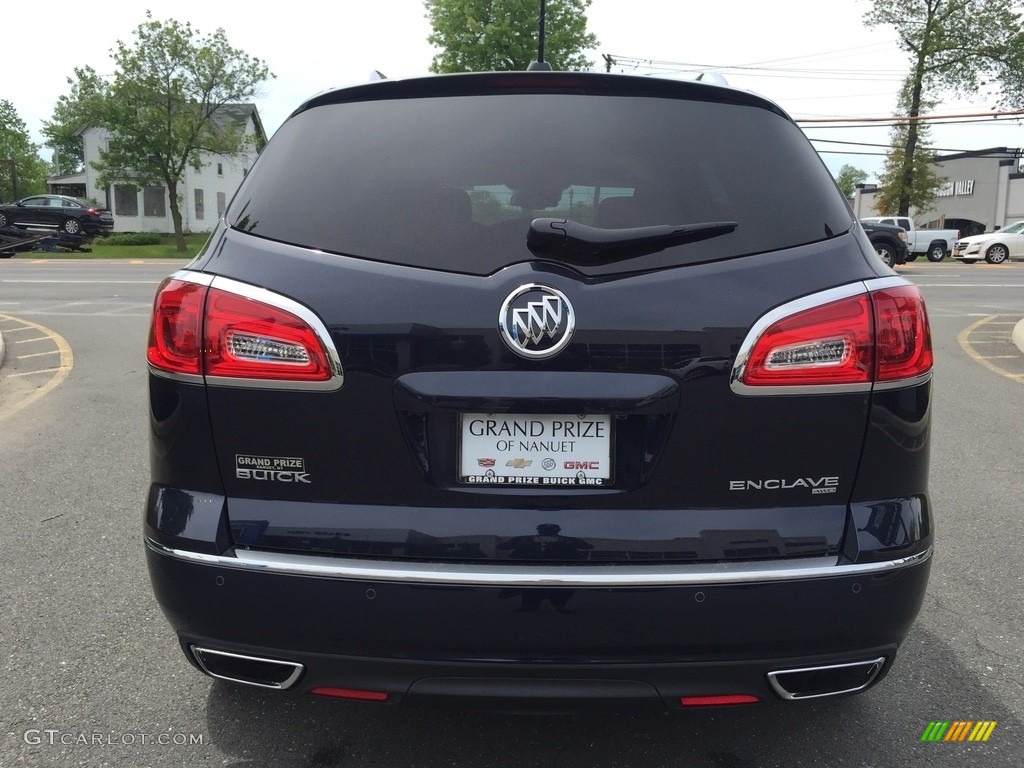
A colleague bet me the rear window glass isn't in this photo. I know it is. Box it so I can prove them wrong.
[229,92,851,276]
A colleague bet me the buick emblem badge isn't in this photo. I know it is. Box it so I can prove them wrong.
[499,284,575,359]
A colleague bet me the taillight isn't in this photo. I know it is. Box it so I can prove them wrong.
[147,278,206,375]
[735,281,931,392]
[204,289,332,381]
[147,273,340,388]
[741,294,874,387]
[872,286,932,381]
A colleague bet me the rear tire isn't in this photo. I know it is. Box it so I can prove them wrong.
[0,211,9,228]
[926,243,946,262]
[905,253,918,262]
[962,259,978,264]
[985,243,1009,264]
[61,217,82,235]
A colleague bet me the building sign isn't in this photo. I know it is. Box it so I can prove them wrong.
[937,180,975,197]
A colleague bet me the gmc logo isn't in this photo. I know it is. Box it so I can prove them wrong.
[564,461,600,470]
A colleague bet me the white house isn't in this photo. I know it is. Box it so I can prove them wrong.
[49,104,266,234]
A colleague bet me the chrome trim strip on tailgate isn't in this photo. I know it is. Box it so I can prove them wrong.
[146,538,931,587]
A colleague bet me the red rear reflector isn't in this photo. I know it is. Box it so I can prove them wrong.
[311,687,389,702]
[680,694,760,707]
[147,278,206,375]
[203,289,332,382]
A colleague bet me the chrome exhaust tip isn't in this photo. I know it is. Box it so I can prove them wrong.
[190,646,304,690]
[767,657,886,700]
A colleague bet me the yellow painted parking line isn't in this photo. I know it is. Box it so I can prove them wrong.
[957,316,1024,385]
[0,313,74,421]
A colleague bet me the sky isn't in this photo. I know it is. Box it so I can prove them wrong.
[5,0,1023,182]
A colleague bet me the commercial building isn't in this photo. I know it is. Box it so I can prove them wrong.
[852,147,1024,236]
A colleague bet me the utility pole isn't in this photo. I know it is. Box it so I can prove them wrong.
[602,54,615,73]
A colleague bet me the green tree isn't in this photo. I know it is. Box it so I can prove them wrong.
[874,82,945,215]
[42,66,109,176]
[0,100,48,201]
[835,164,869,198]
[66,13,273,251]
[426,0,598,72]
[864,0,1023,216]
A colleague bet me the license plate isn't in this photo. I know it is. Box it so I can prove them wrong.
[459,413,612,487]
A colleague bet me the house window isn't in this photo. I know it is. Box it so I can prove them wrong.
[115,185,138,216]
[217,192,226,216]
[217,162,223,176]
[144,186,166,217]
[194,189,205,220]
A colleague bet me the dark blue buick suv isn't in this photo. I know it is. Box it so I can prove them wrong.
[144,72,933,709]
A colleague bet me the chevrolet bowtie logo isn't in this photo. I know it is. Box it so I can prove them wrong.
[506,458,533,469]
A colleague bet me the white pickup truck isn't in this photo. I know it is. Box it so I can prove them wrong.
[860,216,960,262]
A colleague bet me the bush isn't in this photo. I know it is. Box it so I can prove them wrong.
[93,232,163,246]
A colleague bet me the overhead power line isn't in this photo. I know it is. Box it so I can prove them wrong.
[797,108,1024,124]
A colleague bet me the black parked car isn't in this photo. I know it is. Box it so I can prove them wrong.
[0,194,113,236]
[860,219,909,267]
[145,72,934,709]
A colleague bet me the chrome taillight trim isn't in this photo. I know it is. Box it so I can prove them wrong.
[160,270,344,392]
[146,538,931,588]
[167,270,216,287]
[148,366,205,385]
[873,371,933,391]
[730,276,927,396]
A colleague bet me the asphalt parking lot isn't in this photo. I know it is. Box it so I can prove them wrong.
[0,259,1022,767]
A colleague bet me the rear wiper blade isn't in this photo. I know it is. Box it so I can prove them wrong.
[527,218,738,263]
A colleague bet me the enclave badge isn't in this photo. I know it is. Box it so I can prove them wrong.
[499,284,575,359]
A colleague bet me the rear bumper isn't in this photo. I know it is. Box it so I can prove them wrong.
[145,537,931,707]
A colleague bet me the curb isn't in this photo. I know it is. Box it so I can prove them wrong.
[1013,318,1024,356]
[0,329,5,370]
